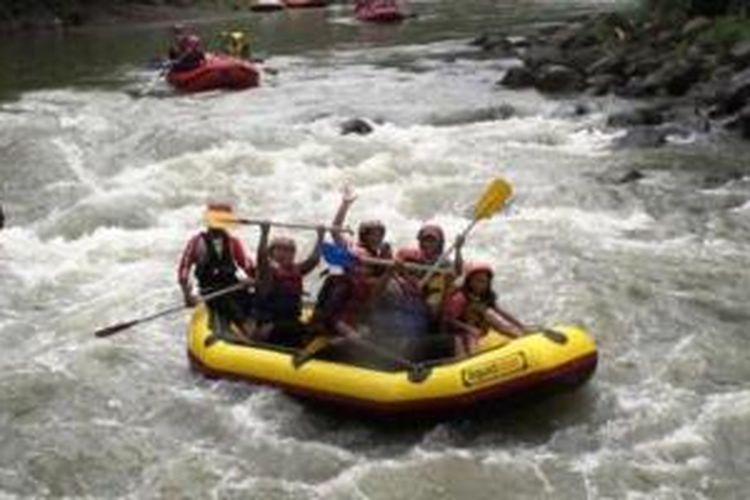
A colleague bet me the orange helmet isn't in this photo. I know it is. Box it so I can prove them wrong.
[464,262,494,281]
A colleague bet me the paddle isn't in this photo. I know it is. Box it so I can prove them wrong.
[93,281,252,338]
[137,59,174,97]
[293,331,431,382]
[419,177,513,287]
[205,211,353,234]
[320,242,453,273]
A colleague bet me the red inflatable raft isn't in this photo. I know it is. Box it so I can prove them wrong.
[355,0,406,23]
[283,0,329,8]
[167,54,260,93]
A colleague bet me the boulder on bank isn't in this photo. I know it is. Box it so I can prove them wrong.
[534,64,584,93]
[607,105,668,127]
[730,40,750,69]
[499,66,535,89]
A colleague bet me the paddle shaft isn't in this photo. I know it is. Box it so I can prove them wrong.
[418,219,477,287]
[94,281,251,337]
[227,217,353,234]
[359,255,453,274]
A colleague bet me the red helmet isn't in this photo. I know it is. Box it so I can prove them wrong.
[358,219,385,240]
[417,224,444,243]
[464,262,494,281]
[183,35,201,51]
[269,236,296,251]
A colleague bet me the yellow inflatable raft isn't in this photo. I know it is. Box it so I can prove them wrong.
[186,305,597,417]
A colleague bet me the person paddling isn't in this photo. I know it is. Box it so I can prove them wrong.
[311,186,395,339]
[169,31,206,73]
[396,224,465,323]
[178,203,257,343]
[254,222,325,347]
[442,263,525,357]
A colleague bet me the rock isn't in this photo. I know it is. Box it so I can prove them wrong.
[564,46,608,73]
[499,66,535,89]
[733,105,750,139]
[340,118,373,136]
[613,127,669,148]
[470,32,511,52]
[520,44,565,69]
[615,169,645,184]
[641,60,704,97]
[586,74,620,95]
[616,77,657,98]
[534,64,584,93]
[730,40,750,68]
[0,204,4,229]
[681,17,712,38]
[716,67,750,114]
[607,106,667,127]
[702,169,744,187]
[587,54,626,77]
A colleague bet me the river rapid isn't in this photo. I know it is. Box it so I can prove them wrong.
[1,0,750,498]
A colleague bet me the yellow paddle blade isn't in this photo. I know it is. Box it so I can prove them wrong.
[204,210,238,230]
[473,178,513,220]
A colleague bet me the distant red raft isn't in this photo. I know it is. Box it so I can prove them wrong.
[167,55,260,93]
[283,0,329,8]
[355,0,406,23]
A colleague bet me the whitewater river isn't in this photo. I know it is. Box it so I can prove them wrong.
[1,0,749,498]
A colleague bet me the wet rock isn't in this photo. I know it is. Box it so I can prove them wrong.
[0,204,4,229]
[726,105,750,139]
[730,40,750,68]
[681,17,712,38]
[615,169,645,184]
[470,32,511,52]
[613,127,669,148]
[702,169,744,188]
[499,66,535,89]
[586,74,621,95]
[520,44,565,69]
[607,106,667,127]
[340,118,373,136]
[587,54,626,77]
[565,46,608,73]
[641,60,704,96]
[716,67,750,114]
[534,64,584,94]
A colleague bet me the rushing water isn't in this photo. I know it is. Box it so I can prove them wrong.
[1,0,750,498]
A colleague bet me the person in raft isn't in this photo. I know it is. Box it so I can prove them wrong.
[169,33,206,73]
[396,224,465,324]
[178,203,257,343]
[311,186,395,338]
[442,262,526,357]
[253,221,325,347]
[220,30,251,59]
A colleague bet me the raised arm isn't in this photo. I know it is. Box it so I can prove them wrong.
[298,225,325,276]
[331,184,357,246]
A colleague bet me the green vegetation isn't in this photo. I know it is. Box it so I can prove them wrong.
[644,0,748,19]
[0,0,240,28]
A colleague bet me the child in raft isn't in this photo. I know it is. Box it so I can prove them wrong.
[442,262,526,357]
[311,185,395,339]
[254,222,325,347]
[395,224,465,325]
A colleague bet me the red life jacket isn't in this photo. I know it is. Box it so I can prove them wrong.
[443,290,491,334]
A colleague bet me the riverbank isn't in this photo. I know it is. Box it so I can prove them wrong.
[0,1,244,32]
[473,11,750,142]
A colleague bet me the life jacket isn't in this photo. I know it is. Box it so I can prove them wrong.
[194,231,238,293]
[258,264,304,322]
[396,246,453,312]
[352,241,392,278]
[445,291,492,334]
